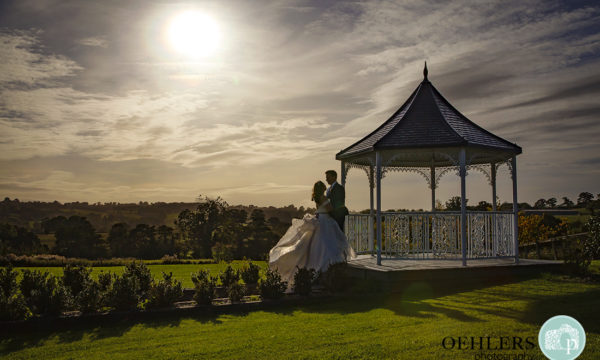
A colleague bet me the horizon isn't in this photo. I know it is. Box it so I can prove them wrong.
[1,1,599,210]
[2,192,594,213]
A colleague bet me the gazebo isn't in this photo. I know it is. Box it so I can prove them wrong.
[337,63,522,266]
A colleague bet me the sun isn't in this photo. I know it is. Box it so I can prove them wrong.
[167,11,221,58]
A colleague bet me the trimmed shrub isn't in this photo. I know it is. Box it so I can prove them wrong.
[191,269,211,286]
[97,271,113,292]
[123,262,153,299]
[106,274,140,311]
[105,262,153,311]
[62,264,92,298]
[147,272,183,309]
[76,280,102,313]
[240,261,260,285]
[318,262,350,293]
[564,238,592,276]
[193,276,217,306]
[19,269,69,315]
[259,268,287,300]
[0,265,19,297]
[0,291,31,321]
[219,265,239,288]
[227,281,245,303]
[293,267,315,296]
[564,216,600,276]
[585,215,600,259]
[0,265,31,321]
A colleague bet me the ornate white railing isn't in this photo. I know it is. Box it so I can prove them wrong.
[345,211,514,259]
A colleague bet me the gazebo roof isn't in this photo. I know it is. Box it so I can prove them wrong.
[336,64,521,166]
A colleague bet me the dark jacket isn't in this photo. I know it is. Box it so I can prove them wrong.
[327,183,349,226]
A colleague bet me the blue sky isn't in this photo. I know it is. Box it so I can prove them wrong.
[0,0,599,210]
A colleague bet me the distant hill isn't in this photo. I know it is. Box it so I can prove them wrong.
[0,198,310,233]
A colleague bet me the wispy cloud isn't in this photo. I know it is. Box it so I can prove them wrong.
[76,36,108,48]
[0,30,82,86]
[0,0,599,207]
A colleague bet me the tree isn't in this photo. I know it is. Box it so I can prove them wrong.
[561,197,574,208]
[108,223,130,257]
[445,196,467,211]
[577,192,594,206]
[245,209,279,260]
[546,198,557,208]
[518,202,532,210]
[129,224,159,259]
[533,199,547,209]
[0,224,46,255]
[156,225,177,256]
[518,214,567,259]
[53,216,107,259]
[41,216,68,234]
[473,201,491,211]
[175,196,228,258]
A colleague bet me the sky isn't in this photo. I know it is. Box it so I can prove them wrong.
[0,0,599,211]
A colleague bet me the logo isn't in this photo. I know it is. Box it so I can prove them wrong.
[539,315,585,360]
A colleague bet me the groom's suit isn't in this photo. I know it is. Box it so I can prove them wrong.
[327,182,349,231]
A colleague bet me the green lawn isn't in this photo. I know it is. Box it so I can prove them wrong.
[12,261,268,288]
[1,272,599,359]
[591,260,600,274]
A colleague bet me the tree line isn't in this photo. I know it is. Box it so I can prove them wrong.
[0,197,307,233]
[440,191,600,212]
[1,197,303,261]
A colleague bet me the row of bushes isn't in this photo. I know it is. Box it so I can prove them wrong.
[0,262,180,321]
[1,260,353,322]
[0,254,215,267]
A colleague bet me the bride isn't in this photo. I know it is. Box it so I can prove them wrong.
[268,181,356,287]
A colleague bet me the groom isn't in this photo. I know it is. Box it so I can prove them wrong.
[325,170,349,231]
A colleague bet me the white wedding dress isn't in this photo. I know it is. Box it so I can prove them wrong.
[268,199,356,288]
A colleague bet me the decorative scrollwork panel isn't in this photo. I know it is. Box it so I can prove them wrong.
[432,214,460,258]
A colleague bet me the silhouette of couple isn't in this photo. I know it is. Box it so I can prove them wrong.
[268,170,354,287]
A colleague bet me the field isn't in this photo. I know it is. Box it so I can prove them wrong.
[1,263,599,359]
[12,261,268,288]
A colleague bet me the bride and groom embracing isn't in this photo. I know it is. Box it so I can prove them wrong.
[268,170,356,287]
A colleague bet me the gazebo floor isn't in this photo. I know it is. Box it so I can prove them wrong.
[346,255,562,291]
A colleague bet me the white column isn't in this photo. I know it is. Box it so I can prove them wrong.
[369,165,374,253]
[491,162,497,211]
[460,148,467,266]
[341,161,346,187]
[491,162,497,256]
[511,156,519,264]
[376,151,382,266]
[431,166,436,211]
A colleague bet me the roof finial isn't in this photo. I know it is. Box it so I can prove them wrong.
[423,61,428,81]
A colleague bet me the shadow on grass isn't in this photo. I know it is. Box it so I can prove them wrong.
[0,309,224,355]
[2,271,599,356]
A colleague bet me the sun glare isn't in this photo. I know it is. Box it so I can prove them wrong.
[167,11,221,58]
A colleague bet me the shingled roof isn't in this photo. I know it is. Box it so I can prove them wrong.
[336,64,521,164]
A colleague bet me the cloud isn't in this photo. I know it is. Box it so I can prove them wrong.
[576,156,600,166]
[0,29,82,86]
[489,76,600,112]
[0,0,599,207]
[76,36,108,48]
[0,30,353,170]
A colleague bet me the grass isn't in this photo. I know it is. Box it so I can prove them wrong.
[590,259,600,274]
[1,272,599,359]
[11,261,268,288]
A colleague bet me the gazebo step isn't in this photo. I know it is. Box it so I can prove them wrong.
[345,257,562,292]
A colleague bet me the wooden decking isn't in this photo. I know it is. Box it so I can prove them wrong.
[346,255,562,289]
[348,255,560,272]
